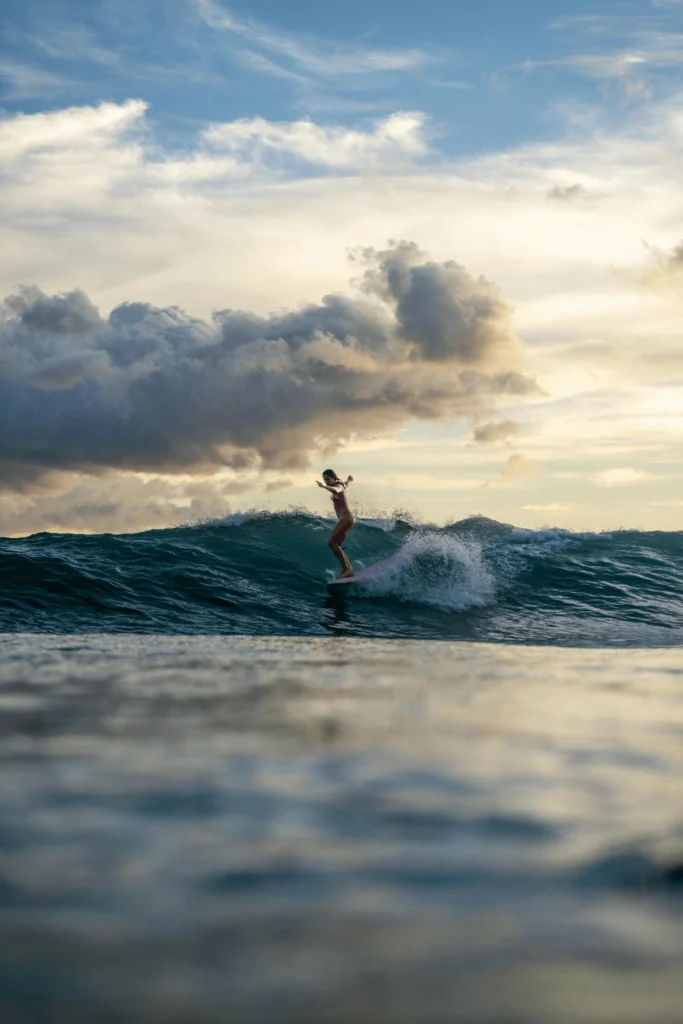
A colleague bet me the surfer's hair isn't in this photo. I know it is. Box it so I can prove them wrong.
[322,469,337,479]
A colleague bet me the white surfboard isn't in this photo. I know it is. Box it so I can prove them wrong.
[327,549,413,587]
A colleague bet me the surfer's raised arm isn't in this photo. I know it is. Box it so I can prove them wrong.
[316,474,353,492]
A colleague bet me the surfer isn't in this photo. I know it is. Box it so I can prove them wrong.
[317,470,355,578]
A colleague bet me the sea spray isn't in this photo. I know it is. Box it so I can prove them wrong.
[360,532,496,612]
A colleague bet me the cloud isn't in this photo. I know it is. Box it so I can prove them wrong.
[501,454,537,478]
[538,9,683,100]
[236,50,312,87]
[547,183,601,202]
[0,471,255,537]
[203,111,428,168]
[6,13,232,101]
[21,23,126,73]
[194,0,425,77]
[0,101,427,221]
[353,241,524,364]
[5,1,428,118]
[522,49,653,99]
[557,51,649,80]
[0,98,146,162]
[641,239,683,288]
[264,478,294,493]
[0,58,74,101]
[472,419,520,444]
[0,242,534,493]
[594,467,651,486]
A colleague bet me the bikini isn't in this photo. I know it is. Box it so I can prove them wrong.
[331,489,354,521]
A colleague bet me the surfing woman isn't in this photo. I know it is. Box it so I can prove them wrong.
[317,470,355,578]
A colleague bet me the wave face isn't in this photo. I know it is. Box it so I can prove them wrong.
[1,513,682,646]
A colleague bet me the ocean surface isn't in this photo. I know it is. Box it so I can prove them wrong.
[1,512,682,645]
[1,515,682,1022]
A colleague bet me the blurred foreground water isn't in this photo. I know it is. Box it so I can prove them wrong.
[1,634,682,1023]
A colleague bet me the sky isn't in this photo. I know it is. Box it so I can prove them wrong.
[1,0,682,536]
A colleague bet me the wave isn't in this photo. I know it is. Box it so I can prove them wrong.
[0,512,682,646]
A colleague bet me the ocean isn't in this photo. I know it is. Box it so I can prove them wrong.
[1,514,682,1022]
[1,512,681,644]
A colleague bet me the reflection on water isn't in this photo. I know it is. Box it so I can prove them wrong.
[320,591,355,634]
[0,634,682,1023]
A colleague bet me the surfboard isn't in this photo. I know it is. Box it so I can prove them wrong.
[327,549,412,587]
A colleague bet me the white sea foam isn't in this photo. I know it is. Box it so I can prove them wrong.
[213,512,253,528]
[507,525,609,548]
[361,532,496,612]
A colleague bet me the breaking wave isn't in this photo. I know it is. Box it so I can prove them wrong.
[0,512,681,646]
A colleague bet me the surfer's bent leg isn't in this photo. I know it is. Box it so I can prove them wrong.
[329,516,355,577]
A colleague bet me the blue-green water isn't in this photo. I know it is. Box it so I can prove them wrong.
[1,513,682,645]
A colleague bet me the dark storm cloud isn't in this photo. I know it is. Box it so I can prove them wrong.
[354,241,518,363]
[0,243,536,488]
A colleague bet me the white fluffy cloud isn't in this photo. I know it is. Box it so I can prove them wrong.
[595,467,652,487]
[202,111,428,168]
